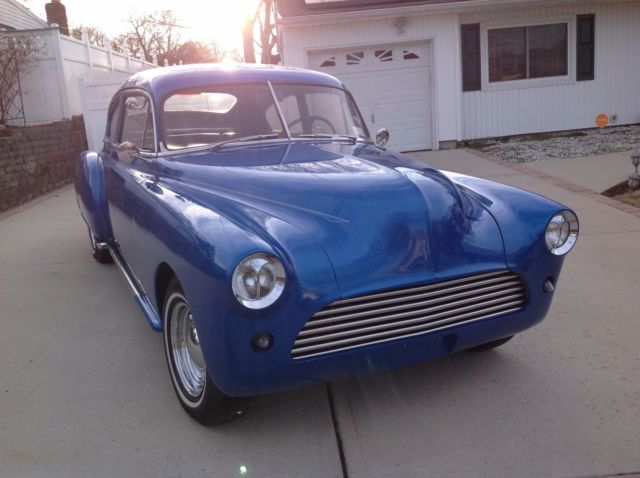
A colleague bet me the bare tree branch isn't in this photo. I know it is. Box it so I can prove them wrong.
[242,0,280,64]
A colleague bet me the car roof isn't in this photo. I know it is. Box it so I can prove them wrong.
[119,63,345,100]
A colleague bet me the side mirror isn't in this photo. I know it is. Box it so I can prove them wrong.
[116,141,139,163]
[375,128,390,148]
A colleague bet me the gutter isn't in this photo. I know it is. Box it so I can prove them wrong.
[278,0,605,26]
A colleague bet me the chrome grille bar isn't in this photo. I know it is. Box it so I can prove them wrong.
[306,281,522,328]
[291,270,526,360]
[324,270,510,308]
[312,276,521,319]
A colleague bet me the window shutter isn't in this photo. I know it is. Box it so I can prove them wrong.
[576,14,595,81]
[461,23,481,91]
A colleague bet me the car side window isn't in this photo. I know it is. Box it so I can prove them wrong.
[120,95,155,151]
[106,98,122,142]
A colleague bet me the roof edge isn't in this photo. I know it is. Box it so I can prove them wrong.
[277,0,592,25]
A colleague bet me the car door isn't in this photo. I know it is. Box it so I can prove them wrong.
[103,92,155,265]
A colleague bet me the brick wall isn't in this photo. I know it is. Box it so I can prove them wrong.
[0,117,87,213]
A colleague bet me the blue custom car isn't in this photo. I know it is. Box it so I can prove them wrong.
[75,64,578,425]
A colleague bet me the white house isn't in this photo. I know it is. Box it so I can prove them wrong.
[0,0,47,30]
[277,0,640,151]
[1,0,154,148]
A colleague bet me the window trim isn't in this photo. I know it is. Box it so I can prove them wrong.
[104,95,123,147]
[270,81,372,141]
[158,81,290,152]
[110,88,158,154]
[480,16,576,92]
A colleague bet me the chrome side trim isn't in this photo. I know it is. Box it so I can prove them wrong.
[108,244,162,331]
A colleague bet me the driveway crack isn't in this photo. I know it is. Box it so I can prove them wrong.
[327,383,349,478]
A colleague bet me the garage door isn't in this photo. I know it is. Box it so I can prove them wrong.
[309,43,432,152]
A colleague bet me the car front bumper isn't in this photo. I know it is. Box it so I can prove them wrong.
[195,261,563,397]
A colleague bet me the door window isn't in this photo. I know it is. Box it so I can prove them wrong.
[120,95,155,151]
[106,98,122,142]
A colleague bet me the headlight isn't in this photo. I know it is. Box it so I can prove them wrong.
[232,253,286,309]
[545,210,579,255]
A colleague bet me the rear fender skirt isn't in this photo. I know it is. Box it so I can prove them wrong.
[75,151,113,240]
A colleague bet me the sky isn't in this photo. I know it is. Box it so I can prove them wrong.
[17,0,257,51]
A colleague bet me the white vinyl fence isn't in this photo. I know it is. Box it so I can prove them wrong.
[5,26,155,126]
[78,78,124,151]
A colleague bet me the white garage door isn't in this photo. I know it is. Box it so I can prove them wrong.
[309,43,433,152]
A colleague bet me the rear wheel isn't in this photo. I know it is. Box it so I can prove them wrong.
[87,227,112,264]
[467,335,514,352]
[162,277,248,426]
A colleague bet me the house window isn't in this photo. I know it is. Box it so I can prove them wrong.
[488,23,568,82]
[403,50,420,60]
[320,56,336,67]
[375,49,393,62]
[346,52,364,65]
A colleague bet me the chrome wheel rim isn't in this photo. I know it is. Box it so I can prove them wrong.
[169,300,206,398]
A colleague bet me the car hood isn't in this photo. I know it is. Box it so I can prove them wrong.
[157,142,507,297]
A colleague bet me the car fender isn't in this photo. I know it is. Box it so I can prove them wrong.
[127,177,340,394]
[441,171,574,273]
[75,151,113,240]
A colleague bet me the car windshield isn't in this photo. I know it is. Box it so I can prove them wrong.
[162,82,370,150]
[271,83,370,140]
[163,83,286,150]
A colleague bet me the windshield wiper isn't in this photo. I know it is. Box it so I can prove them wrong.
[209,133,282,150]
[293,133,364,143]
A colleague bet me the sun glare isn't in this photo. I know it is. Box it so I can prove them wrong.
[193,0,257,51]
[22,0,260,54]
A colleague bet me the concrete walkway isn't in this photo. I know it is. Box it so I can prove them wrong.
[1,149,640,477]
[521,150,634,193]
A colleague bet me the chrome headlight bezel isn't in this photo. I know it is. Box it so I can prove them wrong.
[232,253,286,309]
[545,210,579,256]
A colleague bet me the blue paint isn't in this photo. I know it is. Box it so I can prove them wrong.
[75,65,577,397]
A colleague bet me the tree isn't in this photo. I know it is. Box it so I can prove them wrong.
[0,34,43,125]
[243,0,280,64]
[163,41,221,65]
[114,11,223,65]
[114,10,182,61]
[70,26,106,47]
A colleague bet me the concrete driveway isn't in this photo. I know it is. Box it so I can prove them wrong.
[1,149,639,478]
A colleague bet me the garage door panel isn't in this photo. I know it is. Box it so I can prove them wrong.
[309,43,433,151]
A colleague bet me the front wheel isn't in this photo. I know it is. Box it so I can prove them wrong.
[163,277,248,426]
[466,335,514,352]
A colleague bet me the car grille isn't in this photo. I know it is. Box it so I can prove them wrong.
[291,270,526,360]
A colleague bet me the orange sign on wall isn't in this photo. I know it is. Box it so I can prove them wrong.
[596,114,609,128]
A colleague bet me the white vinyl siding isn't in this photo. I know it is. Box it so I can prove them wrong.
[282,12,460,148]
[0,0,47,30]
[280,1,640,144]
[461,1,640,140]
[309,43,433,151]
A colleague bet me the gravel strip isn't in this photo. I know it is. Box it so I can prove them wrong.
[477,124,640,163]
